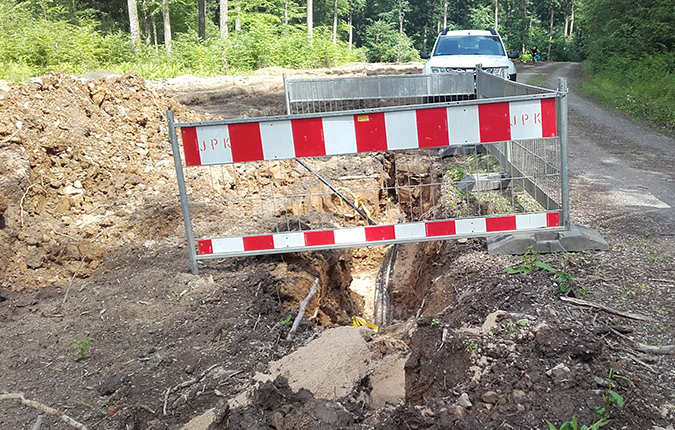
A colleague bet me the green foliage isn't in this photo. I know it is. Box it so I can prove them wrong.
[72,337,92,361]
[581,53,675,131]
[462,339,476,352]
[283,314,293,326]
[544,369,626,430]
[503,247,577,295]
[0,0,363,81]
[503,247,552,275]
[363,20,418,63]
[469,5,493,30]
[527,74,548,88]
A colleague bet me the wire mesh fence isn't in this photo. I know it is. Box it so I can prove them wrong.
[170,71,567,270]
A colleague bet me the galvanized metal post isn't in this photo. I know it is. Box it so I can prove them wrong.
[283,73,291,116]
[167,110,200,275]
[558,78,571,229]
[476,64,483,98]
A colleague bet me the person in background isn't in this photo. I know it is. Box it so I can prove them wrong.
[531,44,539,63]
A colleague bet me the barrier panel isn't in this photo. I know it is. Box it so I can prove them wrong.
[169,72,568,274]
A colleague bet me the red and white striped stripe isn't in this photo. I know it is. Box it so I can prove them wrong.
[196,212,560,257]
[181,98,557,166]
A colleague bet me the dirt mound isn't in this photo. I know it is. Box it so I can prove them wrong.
[0,71,208,290]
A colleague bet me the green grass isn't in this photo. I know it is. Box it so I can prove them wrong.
[581,56,675,132]
[526,74,548,88]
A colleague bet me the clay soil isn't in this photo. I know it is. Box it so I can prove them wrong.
[1,63,674,430]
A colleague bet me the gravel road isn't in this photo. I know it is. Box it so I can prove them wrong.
[519,62,675,239]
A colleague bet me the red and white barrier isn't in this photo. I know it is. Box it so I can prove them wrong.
[197,212,560,256]
[181,99,557,166]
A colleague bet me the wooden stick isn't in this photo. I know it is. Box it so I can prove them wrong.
[649,278,675,284]
[608,327,675,356]
[162,363,219,415]
[0,393,88,430]
[559,296,654,322]
[287,278,319,340]
[634,344,675,355]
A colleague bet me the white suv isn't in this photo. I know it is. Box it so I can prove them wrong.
[421,28,519,81]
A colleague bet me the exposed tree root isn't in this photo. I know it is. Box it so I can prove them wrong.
[0,393,88,430]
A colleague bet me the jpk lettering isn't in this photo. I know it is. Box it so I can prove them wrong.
[511,112,542,127]
[199,137,231,152]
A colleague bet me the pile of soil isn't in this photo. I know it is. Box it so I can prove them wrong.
[1,65,674,430]
[0,71,208,290]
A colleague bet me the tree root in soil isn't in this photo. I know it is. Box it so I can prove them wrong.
[0,393,88,430]
[162,363,220,415]
[560,296,654,322]
[287,277,319,340]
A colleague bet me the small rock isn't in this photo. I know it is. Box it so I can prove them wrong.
[481,391,503,405]
[512,390,527,401]
[447,404,466,420]
[357,326,375,342]
[0,194,7,216]
[457,393,472,408]
[97,372,127,396]
[24,249,47,269]
[546,363,570,379]
[312,401,353,427]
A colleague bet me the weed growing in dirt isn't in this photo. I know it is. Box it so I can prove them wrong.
[72,337,92,362]
[462,339,476,352]
[167,289,188,301]
[76,399,105,415]
[545,369,628,430]
[647,252,670,263]
[282,314,293,326]
[503,247,577,295]
[430,318,441,327]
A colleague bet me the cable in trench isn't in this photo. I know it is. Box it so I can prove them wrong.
[373,243,399,327]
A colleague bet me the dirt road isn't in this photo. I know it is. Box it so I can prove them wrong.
[520,62,675,236]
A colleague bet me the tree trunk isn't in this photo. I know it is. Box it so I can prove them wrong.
[569,4,574,36]
[284,0,288,26]
[162,0,172,55]
[443,0,448,29]
[307,0,313,36]
[235,5,241,32]
[547,1,554,60]
[142,0,151,45]
[127,0,141,52]
[332,0,338,42]
[399,0,403,33]
[563,0,569,40]
[220,0,229,38]
[494,0,498,30]
[198,0,206,39]
[152,15,158,47]
[348,11,352,49]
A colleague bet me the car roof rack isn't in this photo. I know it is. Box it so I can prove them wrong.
[441,27,449,35]
[489,27,498,35]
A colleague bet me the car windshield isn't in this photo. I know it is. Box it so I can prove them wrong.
[433,35,505,56]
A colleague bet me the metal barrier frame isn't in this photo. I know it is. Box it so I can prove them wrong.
[169,72,569,274]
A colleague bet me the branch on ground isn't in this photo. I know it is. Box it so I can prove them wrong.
[0,393,88,430]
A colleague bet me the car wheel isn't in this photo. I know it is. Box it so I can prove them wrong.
[509,74,517,82]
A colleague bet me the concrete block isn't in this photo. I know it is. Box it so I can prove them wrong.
[457,172,511,193]
[487,223,609,255]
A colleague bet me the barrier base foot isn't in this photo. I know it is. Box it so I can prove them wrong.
[486,224,609,255]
